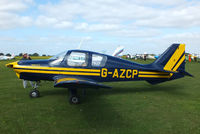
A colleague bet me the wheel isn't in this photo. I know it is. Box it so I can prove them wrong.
[69,96,80,104]
[29,90,40,98]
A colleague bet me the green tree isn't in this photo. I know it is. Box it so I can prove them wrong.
[6,53,11,56]
[19,53,23,56]
[32,53,39,56]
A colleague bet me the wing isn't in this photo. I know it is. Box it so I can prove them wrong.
[54,77,111,89]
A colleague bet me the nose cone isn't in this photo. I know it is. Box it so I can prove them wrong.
[6,61,18,68]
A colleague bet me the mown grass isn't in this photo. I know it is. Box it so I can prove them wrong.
[0,57,200,134]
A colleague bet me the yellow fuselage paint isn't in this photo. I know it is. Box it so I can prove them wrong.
[56,78,80,83]
[7,62,101,77]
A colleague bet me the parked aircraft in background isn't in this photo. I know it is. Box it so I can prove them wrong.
[132,54,156,60]
[147,54,156,60]
[6,44,192,104]
[112,46,124,57]
[0,54,15,60]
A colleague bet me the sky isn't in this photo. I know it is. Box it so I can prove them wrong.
[0,0,200,55]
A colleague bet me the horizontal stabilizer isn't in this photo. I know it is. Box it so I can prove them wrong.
[179,70,193,77]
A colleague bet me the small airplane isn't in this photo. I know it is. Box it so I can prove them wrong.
[112,46,124,57]
[0,54,15,60]
[6,44,192,104]
[146,54,156,60]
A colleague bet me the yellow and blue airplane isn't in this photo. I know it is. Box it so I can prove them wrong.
[6,43,192,104]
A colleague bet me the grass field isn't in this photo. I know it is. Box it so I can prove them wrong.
[0,57,200,134]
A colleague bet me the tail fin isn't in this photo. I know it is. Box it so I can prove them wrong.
[146,43,192,85]
[154,43,185,72]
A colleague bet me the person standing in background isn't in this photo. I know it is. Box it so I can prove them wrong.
[21,53,28,60]
[189,54,192,62]
[21,53,35,88]
[144,54,147,61]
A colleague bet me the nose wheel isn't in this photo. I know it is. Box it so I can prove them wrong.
[28,81,40,98]
[29,89,40,98]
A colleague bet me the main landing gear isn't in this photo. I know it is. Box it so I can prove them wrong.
[68,88,80,104]
[29,88,82,104]
[27,81,83,104]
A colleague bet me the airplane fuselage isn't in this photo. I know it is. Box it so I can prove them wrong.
[9,49,173,83]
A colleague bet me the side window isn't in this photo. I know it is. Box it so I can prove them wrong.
[92,54,107,67]
[67,52,88,67]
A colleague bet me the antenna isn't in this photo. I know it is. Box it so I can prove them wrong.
[77,36,91,49]
[77,38,85,49]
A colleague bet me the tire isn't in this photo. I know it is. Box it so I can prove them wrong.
[69,96,80,104]
[29,90,40,98]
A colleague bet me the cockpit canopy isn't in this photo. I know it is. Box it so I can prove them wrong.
[49,50,107,67]
[49,51,66,66]
[68,52,88,67]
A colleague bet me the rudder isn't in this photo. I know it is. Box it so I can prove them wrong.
[154,43,185,72]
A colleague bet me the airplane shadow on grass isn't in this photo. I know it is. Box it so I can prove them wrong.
[77,84,187,132]
[40,87,131,133]
[39,83,187,133]
[104,84,187,96]
[40,82,187,99]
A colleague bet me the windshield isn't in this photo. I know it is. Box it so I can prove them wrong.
[49,51,67,66]
[50,51,66,60]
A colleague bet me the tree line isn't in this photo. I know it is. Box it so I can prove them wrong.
[0,53,49,57]
[0,53,11,56]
